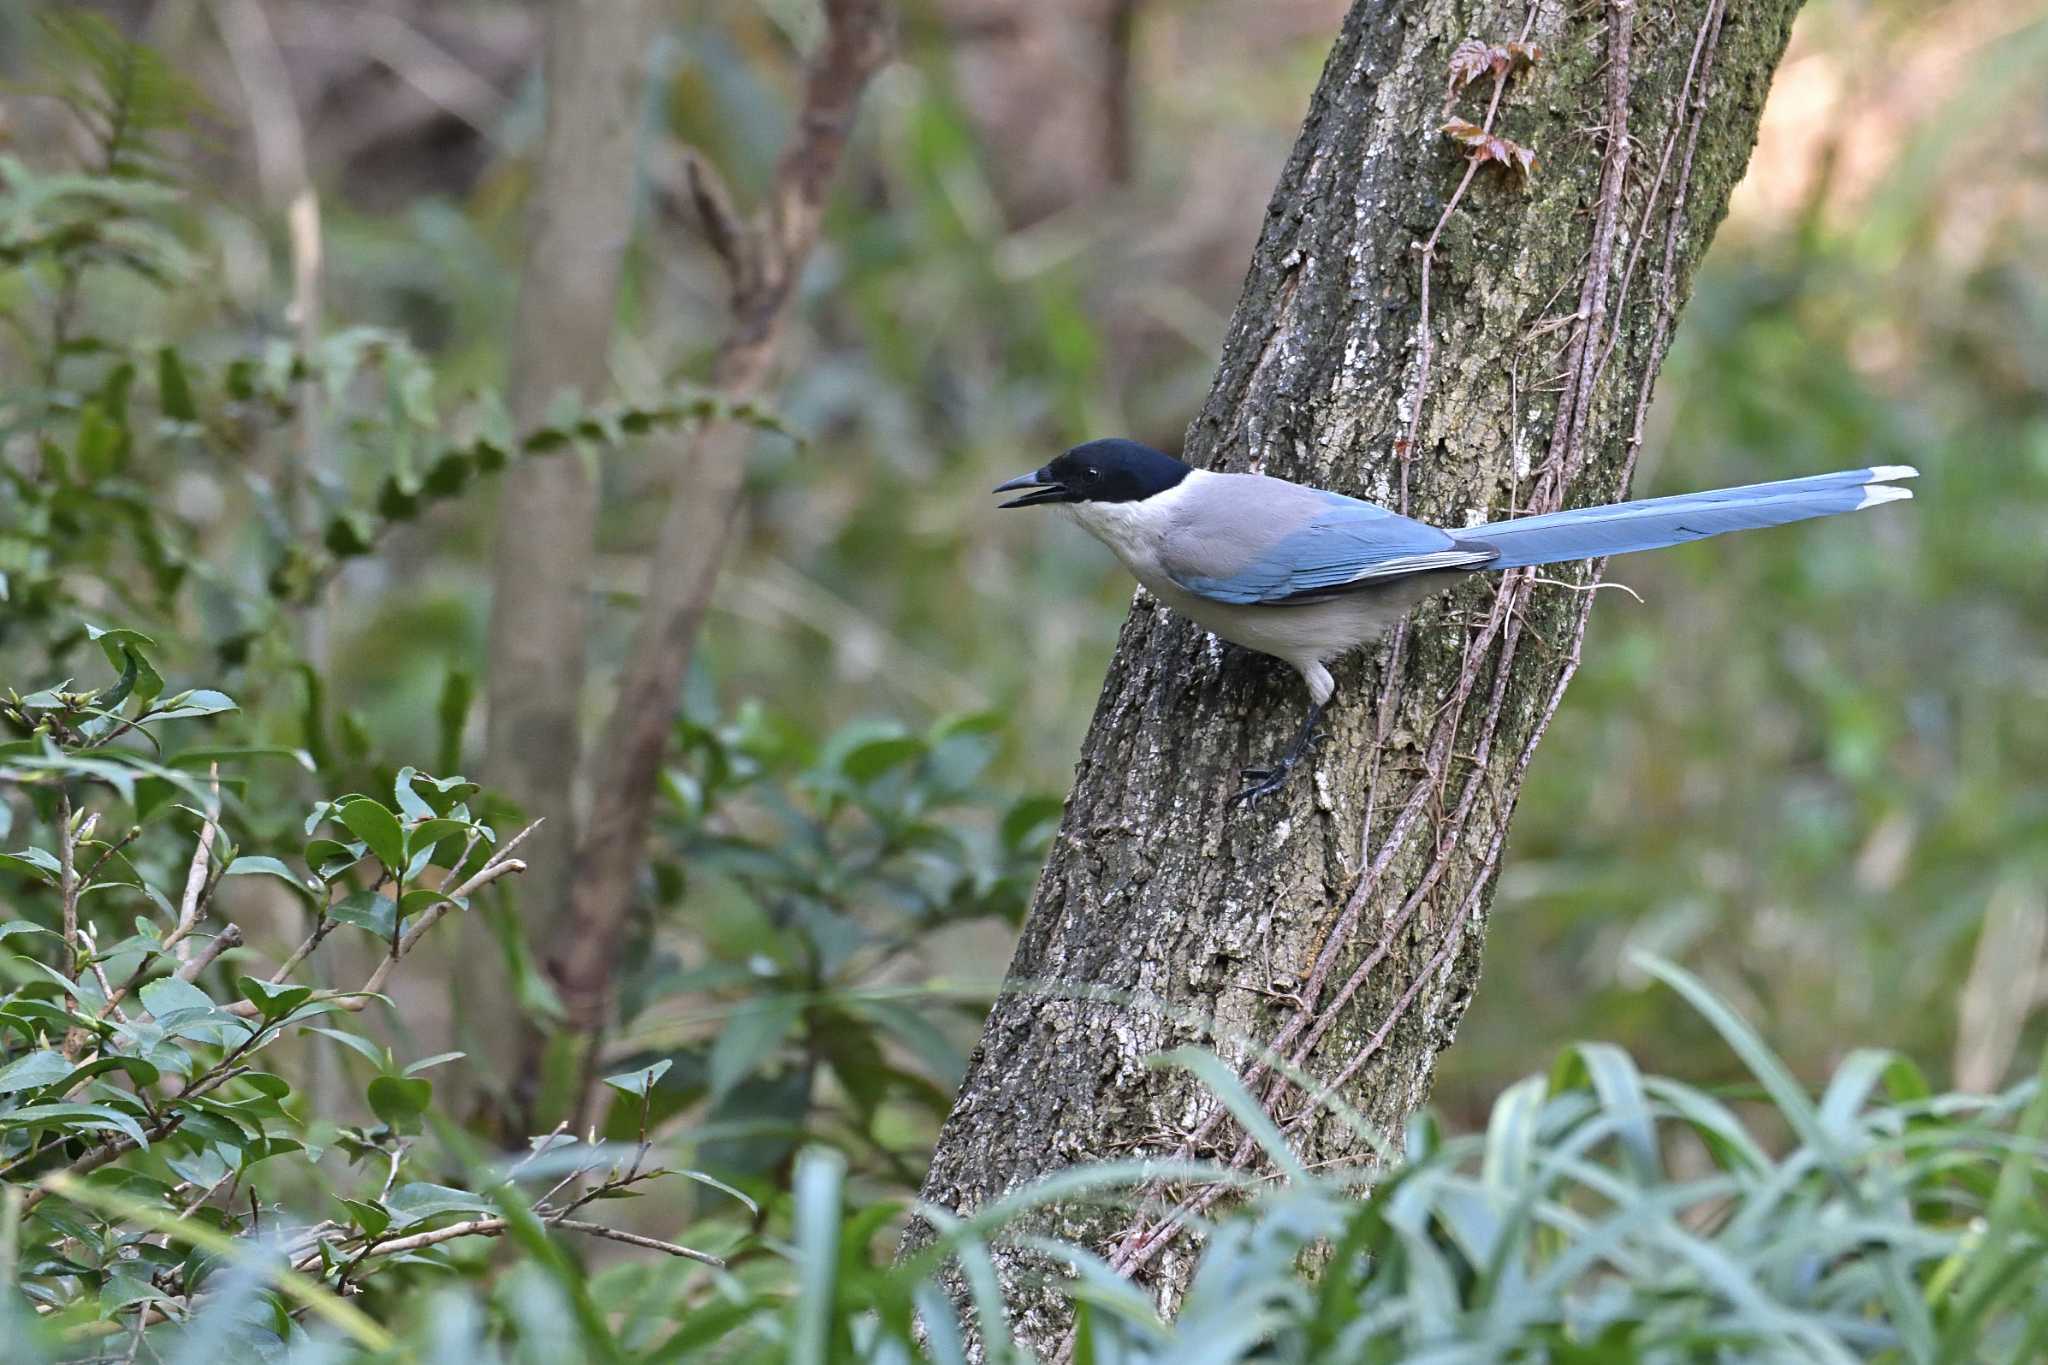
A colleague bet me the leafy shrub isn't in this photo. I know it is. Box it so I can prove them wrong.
[13,790,2043,1365]
[0,631,741,1358]
[596,704,1059,1189]
[681,959,2048,1364]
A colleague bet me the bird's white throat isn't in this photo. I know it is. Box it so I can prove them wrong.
[1063,469,1214,569]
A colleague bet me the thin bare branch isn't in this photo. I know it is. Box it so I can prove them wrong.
[224,827,537,1019]
[57,793,80,974]
[174,924,244,983]
[172,781,222,950]
[676,147,747,284]
[546,0,893,1112]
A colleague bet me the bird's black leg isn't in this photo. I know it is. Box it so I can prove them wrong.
[1232,700,1327,808]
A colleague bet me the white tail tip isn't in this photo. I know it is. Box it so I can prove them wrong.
[1868,464,1920,483]
[1858,484,1914,509]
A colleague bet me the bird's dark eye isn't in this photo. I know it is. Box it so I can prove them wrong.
[1081,467,1098,480]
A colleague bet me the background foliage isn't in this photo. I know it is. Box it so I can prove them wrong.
[0,0,2043,1357]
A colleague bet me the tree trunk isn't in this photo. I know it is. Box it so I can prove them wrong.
[476,0,646,1115]
[910,0,1798,1347]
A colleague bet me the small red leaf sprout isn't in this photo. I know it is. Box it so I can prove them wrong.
[1447,38,1541,99]
[1442,117,1539,182]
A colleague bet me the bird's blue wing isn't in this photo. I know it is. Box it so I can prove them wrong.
[1166,489,1496,606]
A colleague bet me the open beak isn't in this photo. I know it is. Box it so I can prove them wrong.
[993,467,1069,509]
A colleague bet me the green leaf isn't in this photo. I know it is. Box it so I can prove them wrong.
[324,512,375,558]
[328,891,396,941]
[1550,1040,1659,1185]
[16,955,101,1006]
[0,1048,73,1094]
[44,1170,392,1349]
[238,1071,292,1099]
[483,1178,624,1363]
[839,734,926,784]
[139,976,246,1044]
[237,976,313,1021]
[149,688,236,720]
[398,886,455,925]
[91,645,141,711]
[85,625,164,704]
[337,1197,390,1239]
[74,401,122,477]
[708,996,804,1101]
[1,847,63,881]
[337,798,405,873]
[1634,954,1840,1167]
[422,448,474,499]
[602,1059,672,1099]
[62,1053,160,1090]
[854,999,967,1082]
[382,1181,493,1228]
[791,1148,846,1365]
[304,838,365,882]
[156,345,196,420]
[1481,1072,1548,1193]
[222,855,314,899]
[169,746,316,773]
[436,670,473,774]
[420,772,480,801]
[403,818,470,865]
[932,709,1004,741]
[402,1050,465,1076]
[367,1074,432,1134]
[1001,795,1066,849]
[0,920,57,944]
[138,975,215,1019]
[1,1101,149,1149]
[1154,1047,1308,1183]
[375,472,420,521]
[391,767,435,824]
[304,1026,388,1070]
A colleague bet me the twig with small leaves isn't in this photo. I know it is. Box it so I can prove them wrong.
[89,791,223,1025]
[222,820,538,1020]
[16,814,530,1210]
[289,1148,723,1279]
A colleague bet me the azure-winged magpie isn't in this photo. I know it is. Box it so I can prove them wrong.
[995,439,1916,805]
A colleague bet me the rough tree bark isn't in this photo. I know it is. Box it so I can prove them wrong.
[478,0,646,1106]
[910,0,1800,1347]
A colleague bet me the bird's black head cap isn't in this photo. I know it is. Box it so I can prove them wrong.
[993,439,1192,508]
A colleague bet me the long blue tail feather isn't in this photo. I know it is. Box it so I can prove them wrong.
[1463,465,1917,572]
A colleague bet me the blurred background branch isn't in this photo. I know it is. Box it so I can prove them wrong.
[549,0,894,1125]
[477,0,649,1125]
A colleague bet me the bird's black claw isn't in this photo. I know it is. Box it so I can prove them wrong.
[1230,767,1289,807]
[1232,700,1327,812]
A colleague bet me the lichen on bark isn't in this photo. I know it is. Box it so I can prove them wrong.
[908,0,1802,1350]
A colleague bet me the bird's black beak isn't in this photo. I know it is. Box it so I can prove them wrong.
[993,467,1070,509]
